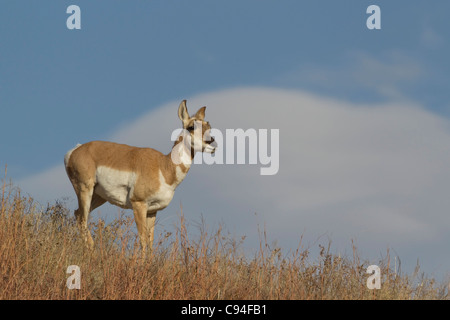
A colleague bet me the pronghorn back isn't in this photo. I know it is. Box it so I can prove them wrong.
[64,141,182,210]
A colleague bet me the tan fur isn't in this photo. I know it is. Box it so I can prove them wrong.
[64,100,216,251]
[66,141,182,199]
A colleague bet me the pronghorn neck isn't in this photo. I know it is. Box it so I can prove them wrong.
[165,134,194,186]
[170,134,195,165]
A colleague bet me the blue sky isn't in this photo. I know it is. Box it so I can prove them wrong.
[2,1,449,176]
[2,1,450,279]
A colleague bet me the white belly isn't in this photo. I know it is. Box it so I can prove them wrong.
[94,166,137,209]
[94,167,176,212]
[146,171,176,211]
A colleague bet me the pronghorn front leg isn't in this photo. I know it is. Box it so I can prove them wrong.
[132,201,150,251]
[146,211,157,249]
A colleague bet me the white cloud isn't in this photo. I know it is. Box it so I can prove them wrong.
[279,51,424,101]
[18,87,450,275]
[349,51,423,99]
[18,164,73,206]
[420,26,444,48]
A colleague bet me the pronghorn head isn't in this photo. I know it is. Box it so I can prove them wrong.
[178,100,217,154]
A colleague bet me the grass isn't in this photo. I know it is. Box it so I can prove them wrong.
[0,176,448,300]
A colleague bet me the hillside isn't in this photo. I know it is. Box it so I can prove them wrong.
[0,178,447,300]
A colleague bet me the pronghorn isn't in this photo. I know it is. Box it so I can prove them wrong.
[64,100,217,250]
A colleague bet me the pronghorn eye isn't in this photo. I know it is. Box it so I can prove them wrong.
[187,125,195,131]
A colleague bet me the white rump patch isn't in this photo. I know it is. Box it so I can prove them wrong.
[64,143,82,167]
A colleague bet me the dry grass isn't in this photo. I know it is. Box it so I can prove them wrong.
[0,177,448,300]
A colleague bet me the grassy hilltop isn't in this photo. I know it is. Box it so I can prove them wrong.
[0,178,448,300]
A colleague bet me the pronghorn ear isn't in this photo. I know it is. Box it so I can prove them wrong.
[194,106,206,120]
[178,100,189,125]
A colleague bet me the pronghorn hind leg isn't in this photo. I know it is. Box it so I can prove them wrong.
[74,183,95,249]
